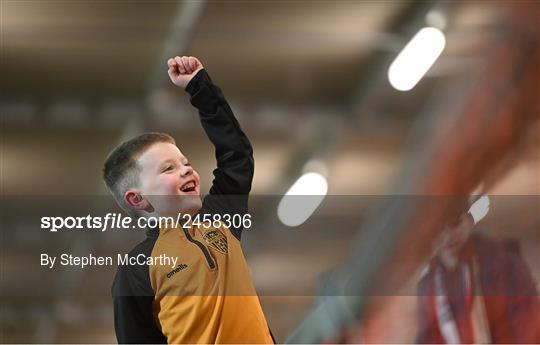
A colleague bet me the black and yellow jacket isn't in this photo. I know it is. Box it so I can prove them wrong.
[112,69,274,344]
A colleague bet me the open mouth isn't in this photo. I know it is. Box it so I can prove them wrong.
[180,180,197,193]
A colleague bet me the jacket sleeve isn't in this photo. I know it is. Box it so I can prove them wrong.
[415,274,440,343]
[503,253,540,342]
[112,262,167,344]
[186,69,254,240]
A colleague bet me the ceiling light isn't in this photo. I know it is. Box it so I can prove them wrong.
[388,27,446,91]
[278,172,328,227]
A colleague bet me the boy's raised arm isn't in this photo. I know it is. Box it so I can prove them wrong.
[167,56,254,236]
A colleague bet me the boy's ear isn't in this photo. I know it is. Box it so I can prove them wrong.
[124,189,152,212]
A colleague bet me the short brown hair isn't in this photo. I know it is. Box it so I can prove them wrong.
[103,132,175,212]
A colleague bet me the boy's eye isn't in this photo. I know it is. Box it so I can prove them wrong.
[184,162,191,166]
[162,165,174,172]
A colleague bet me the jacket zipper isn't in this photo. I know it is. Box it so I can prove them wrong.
[182,228,217,270]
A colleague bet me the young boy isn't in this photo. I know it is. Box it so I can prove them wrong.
[104,56,274,344]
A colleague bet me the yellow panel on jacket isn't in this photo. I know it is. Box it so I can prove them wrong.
[149,224,273,344]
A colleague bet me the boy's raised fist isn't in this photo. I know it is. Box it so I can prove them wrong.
[167,56,204,88]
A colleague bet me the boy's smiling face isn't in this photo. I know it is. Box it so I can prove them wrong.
[135,142,202,217]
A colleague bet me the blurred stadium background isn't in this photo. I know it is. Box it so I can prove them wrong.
[1,0,538,343]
